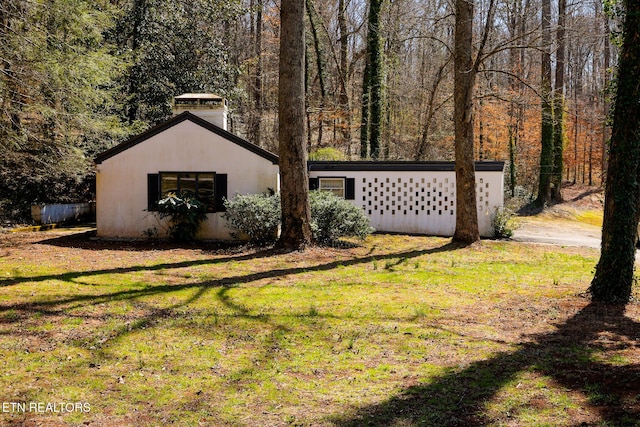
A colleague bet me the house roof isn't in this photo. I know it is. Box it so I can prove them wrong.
[308,160,505,172]
[94,111,280,165]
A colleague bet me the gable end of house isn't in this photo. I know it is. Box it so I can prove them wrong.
[94,112,279,165]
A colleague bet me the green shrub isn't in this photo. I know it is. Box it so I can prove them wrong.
[155,191,208,242]
[222,193,281,245]
[491,206,518,238]
[223,191,374,245]
[309,190,374,244]
[309,147,347,161]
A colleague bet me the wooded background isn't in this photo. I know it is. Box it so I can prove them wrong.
[0,0,617,221]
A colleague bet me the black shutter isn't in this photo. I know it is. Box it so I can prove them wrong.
[309,177,319,191]
[147,174,160,211]
[345,178,355,200]
[215,173,228,212]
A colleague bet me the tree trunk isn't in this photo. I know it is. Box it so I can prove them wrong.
[249,0,264,147]
[306,0,326,148]
[535,0,553,206]
[360,53,371,158]
[361,0,383,159]
[337,0,352,150]
[452,0,479,244]
[276,0,313,250]
[590,0,640,303]
[415,59,448,160]
[508,122,517,197]
[601,6,611,184]
[551,0,566,202]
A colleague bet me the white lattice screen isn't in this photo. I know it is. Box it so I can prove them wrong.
[476,177,492,213]
[308,163,504,237]
[359,176,457,217]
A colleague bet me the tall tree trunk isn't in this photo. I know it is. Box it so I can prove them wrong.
[535,0,553,206]
[337,0,352,151]
[125,0,148,124]
[276,0,312,250]
[590,0,640,303]
[415,59,449,160]
[249,0,264,147]
[452,0,479,244]
[601,6,611,184]
[306,0,326,147]
[478,101,484,161]
[509,124,516,197]
[588,129,593,186]
[573,95,579,184]
[360,54,371,158]
[360,0,383,159]
[551,0,566,201]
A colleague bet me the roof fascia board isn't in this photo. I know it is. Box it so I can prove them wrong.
[308,161,505,172]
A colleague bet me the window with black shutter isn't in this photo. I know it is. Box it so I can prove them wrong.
[147,172,227,213]
[311,177,356,200]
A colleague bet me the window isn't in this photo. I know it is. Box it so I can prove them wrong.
[148,172,227,212]
[319,178,346,198]
[309,176,355,200]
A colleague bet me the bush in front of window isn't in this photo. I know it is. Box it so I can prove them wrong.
[156,191,208,242]
[309,190,374,244]
[223,191,374,245]
[222,193,281,245]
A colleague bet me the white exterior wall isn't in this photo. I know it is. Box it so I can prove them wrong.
[96,120,279,239]
[309,169,503,237]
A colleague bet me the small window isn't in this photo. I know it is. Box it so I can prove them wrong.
[319,178,346,198]
[157,172,219,212]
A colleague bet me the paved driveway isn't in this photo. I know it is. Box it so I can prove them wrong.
[511,217,601,248]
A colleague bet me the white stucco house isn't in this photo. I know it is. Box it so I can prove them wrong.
[94,94,279,240]
[94,94,504,240]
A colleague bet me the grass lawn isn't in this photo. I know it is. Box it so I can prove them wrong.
[0,230,638,426]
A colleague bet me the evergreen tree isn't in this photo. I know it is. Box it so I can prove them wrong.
[0,0,128,220]
[110,0,243,125]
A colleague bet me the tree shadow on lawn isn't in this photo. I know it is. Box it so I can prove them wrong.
[2,235,637,425]
[0,240,460,326]
[330,302,640,426]
[0,239,462,421]
[0,236,460,289]
[34,230,250,252]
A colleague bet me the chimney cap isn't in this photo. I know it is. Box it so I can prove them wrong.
[174,93,226,105]
[175,93,224,100]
